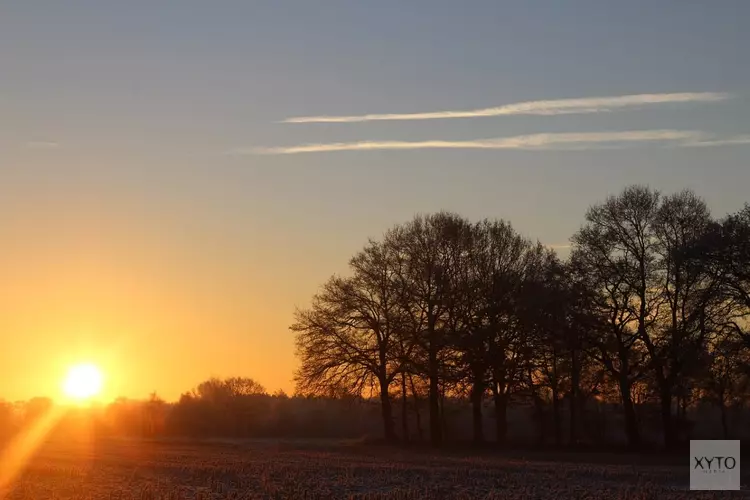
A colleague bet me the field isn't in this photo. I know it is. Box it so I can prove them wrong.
[2,438,747,499]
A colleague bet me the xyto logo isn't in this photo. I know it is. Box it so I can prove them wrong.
[693,456,737,474]
[690,440,740,490]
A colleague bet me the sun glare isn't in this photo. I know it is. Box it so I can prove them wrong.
[62,363,104,401]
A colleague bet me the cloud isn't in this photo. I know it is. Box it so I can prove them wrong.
[282,92,729,124]
[245,130,707,155]
[24,141,60,149]
[682,135,750,147]
[547,244,572,250]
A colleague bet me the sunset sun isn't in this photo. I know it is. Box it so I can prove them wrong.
[62,363,104,401]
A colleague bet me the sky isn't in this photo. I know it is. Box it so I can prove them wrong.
[1,1,749,402]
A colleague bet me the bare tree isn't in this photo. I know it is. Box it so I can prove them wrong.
[477,222,551,445]
[571,186,660,447]
[292,239,405,441]
[288,197,750,448]
[691,205,750,348]
[696,336,750,439]
[648,190,719,446]
[385,212,473,445]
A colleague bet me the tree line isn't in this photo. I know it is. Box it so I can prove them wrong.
[0,378,385,442]
[292,185,750,448]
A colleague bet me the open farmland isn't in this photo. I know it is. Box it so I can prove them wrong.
[1,439,747,499]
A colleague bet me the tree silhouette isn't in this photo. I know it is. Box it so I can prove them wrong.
[292,239,406,441]
[287,186,750,448]
[570,186,657,447]
[384,212,472,446]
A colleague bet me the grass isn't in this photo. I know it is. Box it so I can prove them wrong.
[1,437,747,499]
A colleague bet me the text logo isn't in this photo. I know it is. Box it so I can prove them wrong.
[690,440,740,490]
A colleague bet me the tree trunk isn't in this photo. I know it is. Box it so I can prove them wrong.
[680,394,688,418]
[619,376,640,448]
[552,387,562,446]
[400,373,409,442]
[379,377,396,441]
[428,344,441,446]
[530,381,545,446]
[719,397,729,440]
[409,375,423,441]
[471,379,484,445]
[493,389,508,445]
[569,347,580,445]
[439,380,447,440]
[660,386,676,448]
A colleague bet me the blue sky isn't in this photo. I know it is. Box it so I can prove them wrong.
[1,1,749,398]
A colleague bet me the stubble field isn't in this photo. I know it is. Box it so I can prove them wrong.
[1,438,747,499]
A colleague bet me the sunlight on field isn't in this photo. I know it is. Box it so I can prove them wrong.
[0,405,65,495]
[0,439,732,499]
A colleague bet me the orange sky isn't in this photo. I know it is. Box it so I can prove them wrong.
[0,184,352,402]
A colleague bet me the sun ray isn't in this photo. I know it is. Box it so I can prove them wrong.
[0,405,66,494]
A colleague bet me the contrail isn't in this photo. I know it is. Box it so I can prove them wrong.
[244,130,707,155]
[282,92,729,124]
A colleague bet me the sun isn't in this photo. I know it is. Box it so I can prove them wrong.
[62,363,104,401]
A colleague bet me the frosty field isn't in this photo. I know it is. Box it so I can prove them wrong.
[2,438,747,499]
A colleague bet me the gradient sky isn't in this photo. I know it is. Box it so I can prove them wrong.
[1,1,749,402]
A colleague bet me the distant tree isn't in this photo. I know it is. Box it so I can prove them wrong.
[224,377,267,396]
[144,392,168,436]
[23,397,53,425]
[193,377,230,402]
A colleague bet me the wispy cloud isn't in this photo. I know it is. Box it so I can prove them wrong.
[547,244,572,250]
[243,130,707,155]
[682,135,750,147]
[24,141,60,149]
[282,92,729,124]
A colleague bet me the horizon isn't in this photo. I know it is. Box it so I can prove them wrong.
[2,1,750,403]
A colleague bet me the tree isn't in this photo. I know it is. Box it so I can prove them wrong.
[292,239,405,441]
[573,186,726,447]
[289,197,750,448]
[225,377,267,396]
[571,186,660,447]
[464,220,553,445]
[697,337,750,439]
[648,190,718,446]
[559,264,606,445]
[524,258,596,446]
[195,377,267,401]
[385,212,473,446]
[690,205,750,348]
[144,392,168,436]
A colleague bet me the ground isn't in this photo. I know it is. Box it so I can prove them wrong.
[2,438,748,499]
